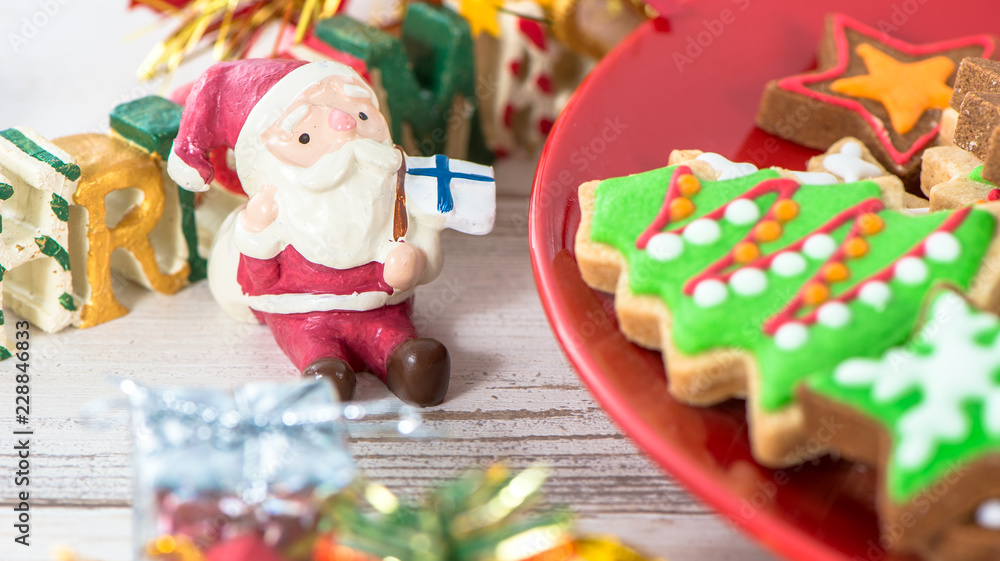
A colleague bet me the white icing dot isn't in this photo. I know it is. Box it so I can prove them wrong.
[817,302,851,328]
[842,141,863,158]
[730,268,767,296]
[774,323,808,351]
[724,199,760,226]
[924,231,961,263]
[858,281,892,311]
[894,257,929,285]
[647,233,683,261]
[771,251,806,277]
[790,171,839,185]
[803,234,837,260]
[771,252,807,277]
[683,219,721,246]
[976,499,1000,530]
[693,279,728,308]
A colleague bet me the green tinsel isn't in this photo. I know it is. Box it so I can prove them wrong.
[321,464,574,561]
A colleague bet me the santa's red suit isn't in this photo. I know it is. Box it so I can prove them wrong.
[237,246,415,381]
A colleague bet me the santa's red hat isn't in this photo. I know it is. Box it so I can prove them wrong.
[167,58,376,195]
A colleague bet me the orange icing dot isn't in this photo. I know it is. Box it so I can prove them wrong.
[677,174,701,197]
[822,262,850,283]
[829,44,955,135]
[858,213,884,235]
[670,197,694,221]
[734,242,760,263]
[844,237,869,259]
[772,199,799,223]
[754,221,783,243]
[803,282,830,306]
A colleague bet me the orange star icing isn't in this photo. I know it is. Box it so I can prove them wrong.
[830,44,955,135]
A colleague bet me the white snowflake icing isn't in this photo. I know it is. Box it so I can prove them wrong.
[833,292,1000,470]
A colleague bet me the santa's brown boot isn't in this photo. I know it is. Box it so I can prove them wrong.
[303,357,356,401]
[386,338,450,407]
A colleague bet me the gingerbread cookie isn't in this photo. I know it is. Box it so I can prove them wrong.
[756,14,997,189]
[952,58,1000,184]
[805,137,890,183]
[800,290,1000,560]
[921,146,1000,210]
[576,154,1000,466]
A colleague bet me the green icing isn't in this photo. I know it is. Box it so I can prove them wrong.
[0,347,10,361]
[0,310,5,325]
[969,164,997,187]
[50,193,69,222]
[109,95,183,157]
[808,291,1000,502]
[58,292,76,312]
[0,183,13,200]
[35,236,70,271]
[178,188,207,282]
[314,4,493,163]
[589,166,996,411]
[0,263,6,282]
[0,128,80,181]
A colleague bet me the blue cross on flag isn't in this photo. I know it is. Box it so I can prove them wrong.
[404,154,496,235]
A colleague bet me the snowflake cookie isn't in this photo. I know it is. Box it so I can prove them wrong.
[800,290,1000,560]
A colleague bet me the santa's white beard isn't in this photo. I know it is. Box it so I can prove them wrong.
[264,138,403,269]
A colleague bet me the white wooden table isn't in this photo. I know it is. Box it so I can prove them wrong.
[0,3,776,560]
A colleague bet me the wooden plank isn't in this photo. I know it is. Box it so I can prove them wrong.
[0,196,774,558]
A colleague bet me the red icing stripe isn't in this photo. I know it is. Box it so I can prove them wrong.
[763,205,973,335]
[681,178,854,294]
[636,165,692,249]
[518,19,547,50]
[777,14,996,166]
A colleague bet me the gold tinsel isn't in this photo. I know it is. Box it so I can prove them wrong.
[134,0,345,80]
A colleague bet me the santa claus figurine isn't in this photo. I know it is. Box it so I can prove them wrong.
[167,59,496,406]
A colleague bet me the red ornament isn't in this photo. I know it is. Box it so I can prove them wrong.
[205,534,288,561]
[311,534,380,561]
[988,188,1000,201]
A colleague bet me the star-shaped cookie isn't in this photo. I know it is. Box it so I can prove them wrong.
[756,13,997,189]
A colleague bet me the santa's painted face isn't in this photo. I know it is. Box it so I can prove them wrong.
[260,74,391,170]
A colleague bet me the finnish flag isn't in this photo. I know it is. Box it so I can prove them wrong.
[404,154,496,235]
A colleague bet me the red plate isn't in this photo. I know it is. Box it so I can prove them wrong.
[528,2,997,560]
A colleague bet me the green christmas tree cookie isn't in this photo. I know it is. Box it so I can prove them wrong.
[575,153,1000,466]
